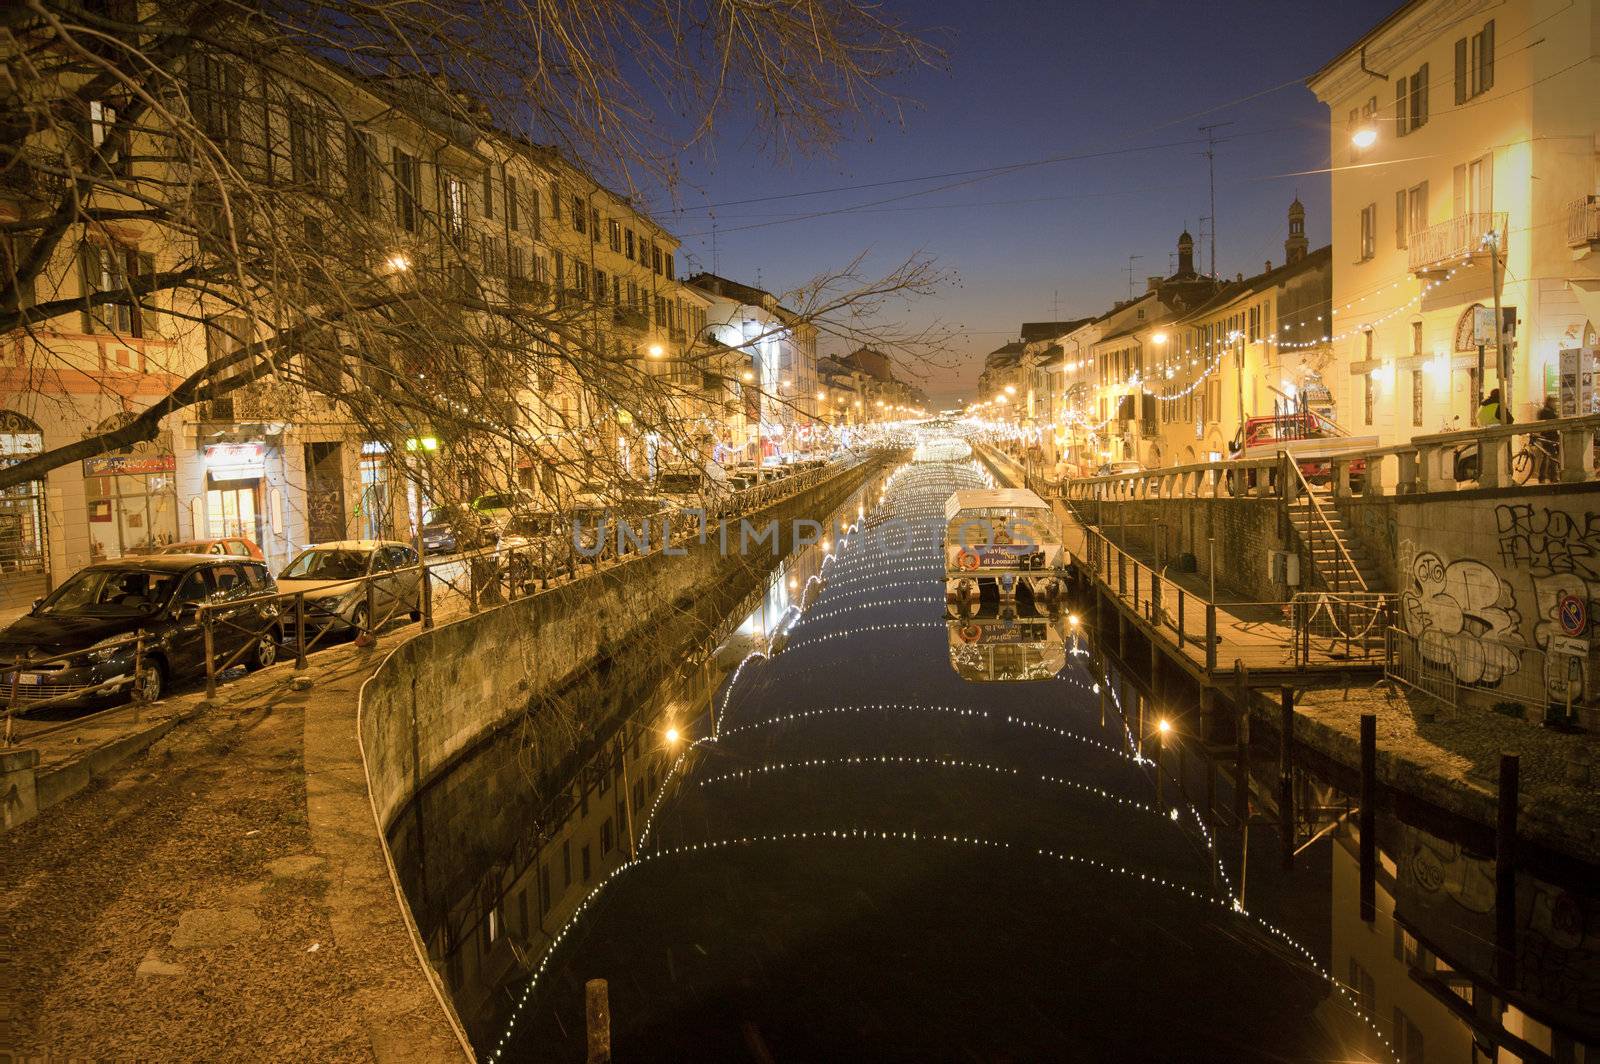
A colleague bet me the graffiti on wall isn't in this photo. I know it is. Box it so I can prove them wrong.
[1496,504,1600,579]
[1491,503,1600,702]
[1401,551,1523,685]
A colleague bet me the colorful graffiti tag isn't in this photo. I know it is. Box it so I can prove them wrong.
[1400,551,1523,686]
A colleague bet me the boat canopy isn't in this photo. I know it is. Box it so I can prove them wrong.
[943,488,1051,523]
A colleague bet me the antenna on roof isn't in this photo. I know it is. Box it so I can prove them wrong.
[1125,254,1142,302]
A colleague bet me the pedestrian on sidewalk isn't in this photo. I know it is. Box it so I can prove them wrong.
[1477,387,1512,427]
[1535,394,1560,483]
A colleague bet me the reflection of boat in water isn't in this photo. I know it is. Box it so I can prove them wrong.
[945,590,1066,682]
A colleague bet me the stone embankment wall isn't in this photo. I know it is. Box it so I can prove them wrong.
[1335,483,1600,716]
[975,444,1290,603]
[359,458,883,835]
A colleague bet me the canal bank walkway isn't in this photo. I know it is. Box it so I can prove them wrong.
[0,635,468,1061]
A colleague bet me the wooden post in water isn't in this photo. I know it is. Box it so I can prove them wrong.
[1360,712,1376,923]
[1495,752,1520,985]
[1233,665,1250,822]
[586,978,612,1063]
[1279,686,1295,870]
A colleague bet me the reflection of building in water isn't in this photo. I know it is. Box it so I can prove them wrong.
[1328,830,1597,1061]
[945,588,1066,682]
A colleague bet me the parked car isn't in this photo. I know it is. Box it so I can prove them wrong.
[470,490,537,532]
[420,504,499,555]
[1229,411,1373,488]
[0,556,281,708]
[157,537,264,560]
[1094,460,1143,478]
[276,540,423,633]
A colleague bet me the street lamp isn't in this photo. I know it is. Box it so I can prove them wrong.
[647,343,665,358]
[1351,126,1377,149]
[1151,331,1168,345]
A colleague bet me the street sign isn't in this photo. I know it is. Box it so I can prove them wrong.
[1472,306,1498,345]
[1549,634,1590,658]
[1558,593,1589,637]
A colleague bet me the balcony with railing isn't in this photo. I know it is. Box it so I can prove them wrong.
[1406,211,1506,275]
[1567,196,1600,248]
[612,307,648,332]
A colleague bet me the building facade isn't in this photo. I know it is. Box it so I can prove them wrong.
[0,39,726,610]
[1309,0,1600,443]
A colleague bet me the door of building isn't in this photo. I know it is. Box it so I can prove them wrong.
[304,442,347,544]
[206,478,260,541]
[358,450,393,540]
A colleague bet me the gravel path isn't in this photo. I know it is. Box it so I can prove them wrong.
[0,646,464,1061]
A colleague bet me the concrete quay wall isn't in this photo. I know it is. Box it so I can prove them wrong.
[358,457,884,837]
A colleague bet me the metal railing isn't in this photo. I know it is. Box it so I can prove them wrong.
[1080,525,1392,673]
[1290,592,1392,666]
[1386,625,1570,720]
[3,450,876,720]
[1283,455,1367,593]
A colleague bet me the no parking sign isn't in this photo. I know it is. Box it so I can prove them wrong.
[1558,593,1588,638]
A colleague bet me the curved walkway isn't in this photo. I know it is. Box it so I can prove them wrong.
[0,638,466,1061]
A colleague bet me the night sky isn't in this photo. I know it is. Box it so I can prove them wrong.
[647,0,1401,406]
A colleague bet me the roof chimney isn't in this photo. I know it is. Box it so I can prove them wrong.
[1265,260,1272,273]
[1146,275,1162,293]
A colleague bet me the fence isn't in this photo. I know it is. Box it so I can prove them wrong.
[1,449,875,721]
[1079,524,1393,673]
[1386,625,1571,721]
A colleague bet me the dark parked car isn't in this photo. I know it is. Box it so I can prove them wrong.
[420,505,499,555]
[0,556,281,708]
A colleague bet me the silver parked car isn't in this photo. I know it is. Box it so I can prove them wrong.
[276,540,423,632]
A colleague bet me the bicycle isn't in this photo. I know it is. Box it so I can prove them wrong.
[1511,434,1558,485]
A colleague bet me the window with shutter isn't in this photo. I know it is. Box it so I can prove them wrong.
[1454,37,1468,103]
[1411,64,1428,130]
[393,148,418,232]
[1396,189,1408,248]
[1395,79,1408,137]
[345,130,375,216]
[1478,20,1494,93]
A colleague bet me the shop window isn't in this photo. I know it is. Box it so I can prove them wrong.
[0,411,47,575]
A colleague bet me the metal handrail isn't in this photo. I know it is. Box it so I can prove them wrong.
[1283,454,1367,594]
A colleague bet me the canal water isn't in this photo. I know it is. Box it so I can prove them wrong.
[397,452,1600,1063]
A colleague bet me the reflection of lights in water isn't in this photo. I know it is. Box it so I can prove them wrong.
[507,454,1366,1060]
[490,830,1396,1063]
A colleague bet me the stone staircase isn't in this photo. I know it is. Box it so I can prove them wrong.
[1286,485,1385,593]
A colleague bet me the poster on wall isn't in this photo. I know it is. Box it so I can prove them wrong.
[1558,348,1596,417]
